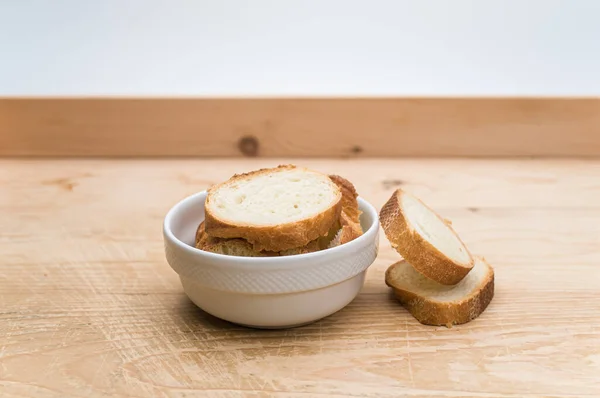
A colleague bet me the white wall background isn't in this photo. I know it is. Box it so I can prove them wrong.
[1,0,599,96]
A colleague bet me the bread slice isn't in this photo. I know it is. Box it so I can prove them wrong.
[379,189,474,285]
[329,175,363,244]
[195,223,276,257]
[197,173,363,256]
[385,257,494,327]
[195,221,323,256]
[204,165,342,252]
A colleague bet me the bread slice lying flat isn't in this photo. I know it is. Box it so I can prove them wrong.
[195,222,323,256]
[385,257,494,327]
[204,165,342,252]
[196,175,363,256]
[379,189,474,285]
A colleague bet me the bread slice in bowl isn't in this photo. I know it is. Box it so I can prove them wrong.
[196,174,364,256]
[385,256,494,327]
[379,189,474,285]
[204,165,342,252]
[195,221,325,256]
[328,174,363,244]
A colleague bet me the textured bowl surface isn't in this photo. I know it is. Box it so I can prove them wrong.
[180,272,367,328]
[163,191,379,328]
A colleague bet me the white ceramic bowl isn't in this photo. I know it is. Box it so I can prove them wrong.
[163,191,379,329]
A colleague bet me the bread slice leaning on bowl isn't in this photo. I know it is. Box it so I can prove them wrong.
[328,174,363,244]
[385,257,494,327]
[379,188,474,285]
[204,165,342,252]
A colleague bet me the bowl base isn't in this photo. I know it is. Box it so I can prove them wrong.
[181,271,366,330]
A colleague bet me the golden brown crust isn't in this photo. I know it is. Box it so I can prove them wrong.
[195,220,206,248]
[204,205,342,252]
[204,165,343,252]
[385,258,495,327]
[327,224,358,248]
[279,239,322,255]
[329,175,359,220]
[329,175,363,242]
[195,221,326,257]
[379,189,474,285]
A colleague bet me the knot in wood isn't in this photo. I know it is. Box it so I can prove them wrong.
[238,135,259,157]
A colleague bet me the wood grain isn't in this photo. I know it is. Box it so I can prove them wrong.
[1,158,599,397]
[1,98,600,157]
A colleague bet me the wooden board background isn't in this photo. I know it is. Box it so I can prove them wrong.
[1,158,600,397]
[1,97,599,158]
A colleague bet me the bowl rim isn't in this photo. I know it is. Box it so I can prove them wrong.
[163,190,380,268]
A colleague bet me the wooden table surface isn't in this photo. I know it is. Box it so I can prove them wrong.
[1,158,599,397]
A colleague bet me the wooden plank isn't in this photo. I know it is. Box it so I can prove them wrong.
[1,98,600,157]
[1,158,599,397]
